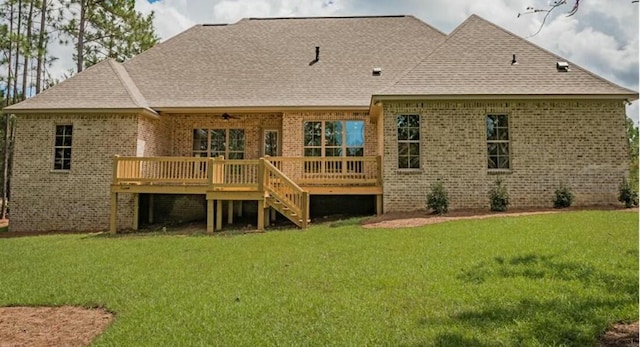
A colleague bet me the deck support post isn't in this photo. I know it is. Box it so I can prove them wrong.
[257,199,265,231]
[207,199,214,233]
[216,200,223,231]
[236,201,243,217]
[227,200,234,225]
[376,194,383,216]
[301,191,309,229]
[265,207,271,227]
[109,192,117,234]
[148,194,154,224]
[132,193,139,231]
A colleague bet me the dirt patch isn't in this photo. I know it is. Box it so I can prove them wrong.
[600,321,639,347]
[362,205,634,229]
[0,306,113,347]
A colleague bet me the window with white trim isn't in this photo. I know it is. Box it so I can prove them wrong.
[486,114,510,169]
[397,115,420,169]
[54,125,72,170]
[192,129,245,159]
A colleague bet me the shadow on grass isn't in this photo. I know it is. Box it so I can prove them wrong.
[423,253,639,346]
[400,333,489,347]
[82,228,251,239]
[458,253,637,295]
[432,333,489,347]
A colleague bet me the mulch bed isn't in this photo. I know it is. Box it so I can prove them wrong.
[600,321,639,347]
[0,306,113,347]
[362,205,634,229]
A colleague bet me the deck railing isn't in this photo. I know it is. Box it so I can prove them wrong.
[113,156,381,187]
[266,156,381,186]
[114,156,211,184]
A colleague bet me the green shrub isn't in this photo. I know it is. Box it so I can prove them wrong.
[618,178,639,208]
[427,181,449,214]
[489,177,509,211]
[553,184,574,208]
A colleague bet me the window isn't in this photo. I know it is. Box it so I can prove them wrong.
[192,129,245,159]
[54,125,72,170]
[397,115,420,169]
[303,120,364,157]
[486,115,510,169]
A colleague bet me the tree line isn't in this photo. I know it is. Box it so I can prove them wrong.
[0,0,159,219]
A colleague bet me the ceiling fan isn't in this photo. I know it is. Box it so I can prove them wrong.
[221,113,241,121]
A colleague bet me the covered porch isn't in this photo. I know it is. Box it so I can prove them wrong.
[110,155,383,233]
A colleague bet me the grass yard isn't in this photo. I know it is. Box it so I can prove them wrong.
[0,211,637,346]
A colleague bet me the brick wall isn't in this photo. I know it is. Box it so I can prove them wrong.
[11,114,139,232]
[382,99,628,212]
[137,115,171,156]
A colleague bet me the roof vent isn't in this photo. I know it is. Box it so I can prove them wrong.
[511,54,518,65]
[309,46,320,66]
[372,67,382,76]
[556,61,570,72]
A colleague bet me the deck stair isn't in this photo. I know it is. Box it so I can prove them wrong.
[262,159,309,228]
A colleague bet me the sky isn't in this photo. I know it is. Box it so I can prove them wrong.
[50,0,640,121]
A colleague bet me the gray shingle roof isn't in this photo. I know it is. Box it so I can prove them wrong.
[378,15,637,98]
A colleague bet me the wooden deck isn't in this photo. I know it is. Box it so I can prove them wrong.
[110,156,382,233]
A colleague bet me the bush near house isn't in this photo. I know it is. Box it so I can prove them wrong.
[489,177,509,211]
[618,178,639,208]
[553,184,574,208]
[426,180,449,214]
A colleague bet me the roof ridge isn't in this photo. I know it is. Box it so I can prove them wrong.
[469,14,638,94]
[107,59,151,110]
[377,15,470,94]
[404,14,448,37]
[124,25,201,67]
[246,15,407,21]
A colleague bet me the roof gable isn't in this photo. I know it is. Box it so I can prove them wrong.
[4,59,153,112]
[379,15,637,98]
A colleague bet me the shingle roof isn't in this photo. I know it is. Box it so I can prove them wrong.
[4,59,154,112]
[122,15,446,108]
[378,15,637,98]
[5,14,636,113]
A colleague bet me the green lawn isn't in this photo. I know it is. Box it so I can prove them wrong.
[0,211,637,346]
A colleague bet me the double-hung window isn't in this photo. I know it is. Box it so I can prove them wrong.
[486,115,510,169]
[397,115,420,169]
[54,125,73,170]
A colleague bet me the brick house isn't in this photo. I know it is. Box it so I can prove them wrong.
[3,15,637,233]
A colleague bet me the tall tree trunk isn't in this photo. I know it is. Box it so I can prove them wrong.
[77,0,86,72]
[1,115,10,220]
[21,0,35,99]
[12,0,22,103]
[35,0,48,94]
[1,2,15,221]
